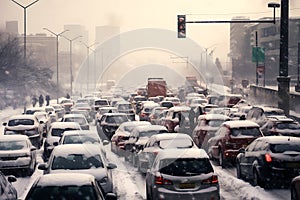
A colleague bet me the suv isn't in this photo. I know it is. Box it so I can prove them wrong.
[97,113,130,141]
[260,116,300,137]
[207,120,263,167]
[246,105,285,127]
[236,136,300,188]
[192,114,230,149]
[115,101,135,121]
[3,114,44,148]
[162,106,191,133]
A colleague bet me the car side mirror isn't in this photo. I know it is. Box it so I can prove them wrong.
[102,140,109,146]
[238,148,246,154]
[2,122,7,126]
[7,175,17,183]
[107,163,117,169]
[38,163,47,170]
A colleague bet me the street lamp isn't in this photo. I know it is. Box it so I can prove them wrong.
[80,42,98,94]
[61,35,82,97]
[11,0,39,61]
[43,28,69,103]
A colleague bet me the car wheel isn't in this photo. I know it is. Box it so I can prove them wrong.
[291,185,298,200]
[236,162,243,179]
[219,151,226,168]
[252,169,266,187]
[146,184,152,200]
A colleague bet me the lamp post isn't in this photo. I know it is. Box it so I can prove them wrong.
[80,42,98,94]
[11,0,39,61]
[61,35,82,97]
[43,28,69,103]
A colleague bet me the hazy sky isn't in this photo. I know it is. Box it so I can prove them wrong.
[1,0,300,64]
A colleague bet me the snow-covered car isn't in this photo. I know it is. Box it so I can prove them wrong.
[60,98,74,113]
[145,148,220,200]
[137,133,198,174]
[192,114,230,149]
[24,173,117,200]
[3,114,44,148]
[207,120,263,168]
[38,144,117,195]
[97,112,130,141]
[291,175,300,200]
[123,124,168,166]
[260,117,300,137]
[61,113,90,130]
[111,121,151,156]
[94,106,117,125]
[0,135,36,176]
[43,122,81,161]
[115,101,135,121]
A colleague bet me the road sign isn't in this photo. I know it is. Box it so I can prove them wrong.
[252,47,265,63]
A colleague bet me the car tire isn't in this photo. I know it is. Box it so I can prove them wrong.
[219,151,226,168]
[146,184,152,200]
[252,169,266,188]
[236,162,243,179]
[291,185,298,200]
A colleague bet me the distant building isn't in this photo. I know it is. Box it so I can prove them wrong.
[229,17,300,86]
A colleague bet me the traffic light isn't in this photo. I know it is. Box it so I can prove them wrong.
[177,15,186,38]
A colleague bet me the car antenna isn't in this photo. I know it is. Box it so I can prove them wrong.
[288,137,290,141]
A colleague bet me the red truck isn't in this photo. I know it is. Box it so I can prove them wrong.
[147,78,167,98]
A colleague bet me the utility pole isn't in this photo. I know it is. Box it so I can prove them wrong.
[11,0,39,61]
[61,35,82,97]
[43,28,69,103]
[277,0,290,116]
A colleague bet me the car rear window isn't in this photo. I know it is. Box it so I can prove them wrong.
[159,158,213,176]
[277,122,300,130]
[231,127,261,137]
[8,119,34,126]
[159,138,193,149]
[270,143,300,153]
[26,185,98,200]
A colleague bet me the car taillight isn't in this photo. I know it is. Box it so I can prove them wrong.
[265,153,272,162]
[155,175,173,185]
[153,151,159,156]
[202,175,218,184]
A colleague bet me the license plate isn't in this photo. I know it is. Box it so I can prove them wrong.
[179,183,195,189]
[286,162,300,168]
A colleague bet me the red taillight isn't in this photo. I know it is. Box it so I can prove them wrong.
[265,153,272,162]
[202,175,218,184]
[153,151,159,156]
[155,176,173,185]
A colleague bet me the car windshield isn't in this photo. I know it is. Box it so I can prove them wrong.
[159,138,193,149]
[159,158,213,176]
[26,185,98,200]
[277,122,300,130]
[0,140,26,150]
[65,117,86,125]
[8,119,34,126]
[207,120,226,127]
[63,135,99,144]
[106,116,128,123]
[52,154,103,170]
[51,128,78,137]
[270,143,300,153]
[231,127,261,137]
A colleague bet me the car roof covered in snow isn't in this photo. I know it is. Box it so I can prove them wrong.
[50,122,81,129]
[155,148,209,161]
[222,120,259,128]
[34,173,96,186]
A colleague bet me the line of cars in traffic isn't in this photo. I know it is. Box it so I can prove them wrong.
[0,97,121,200]
[105,91,300,198]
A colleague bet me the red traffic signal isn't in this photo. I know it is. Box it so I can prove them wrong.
[177,15,186,38]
